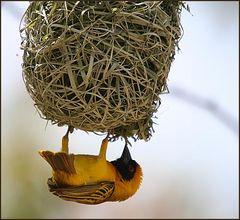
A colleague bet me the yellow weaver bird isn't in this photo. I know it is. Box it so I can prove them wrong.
[39,127,143,205]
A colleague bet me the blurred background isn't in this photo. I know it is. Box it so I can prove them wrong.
[1,1,239,218]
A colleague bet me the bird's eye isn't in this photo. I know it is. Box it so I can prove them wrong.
[128,164,134,173]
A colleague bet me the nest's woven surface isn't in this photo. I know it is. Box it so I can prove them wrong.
[21,1,183,141]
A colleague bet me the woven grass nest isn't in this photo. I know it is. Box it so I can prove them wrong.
[20,1,183,142]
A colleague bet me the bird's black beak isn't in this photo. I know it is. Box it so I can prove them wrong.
[120,145,132,164]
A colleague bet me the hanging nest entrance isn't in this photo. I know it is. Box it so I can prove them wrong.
[20,1,183,142]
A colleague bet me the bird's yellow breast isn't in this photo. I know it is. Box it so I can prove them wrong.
[109,165,143,202]
[53,154,116,186]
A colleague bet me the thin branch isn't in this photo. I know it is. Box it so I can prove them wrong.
[170,85,238,135]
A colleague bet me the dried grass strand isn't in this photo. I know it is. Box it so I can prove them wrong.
[21,1,183,142]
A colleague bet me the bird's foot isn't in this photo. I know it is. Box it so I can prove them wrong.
[64,125,74,138]
[106,128,114,139]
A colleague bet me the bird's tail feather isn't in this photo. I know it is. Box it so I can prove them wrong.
[39,150,76,174]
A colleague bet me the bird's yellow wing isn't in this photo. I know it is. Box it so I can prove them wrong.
[47,178,115,205]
